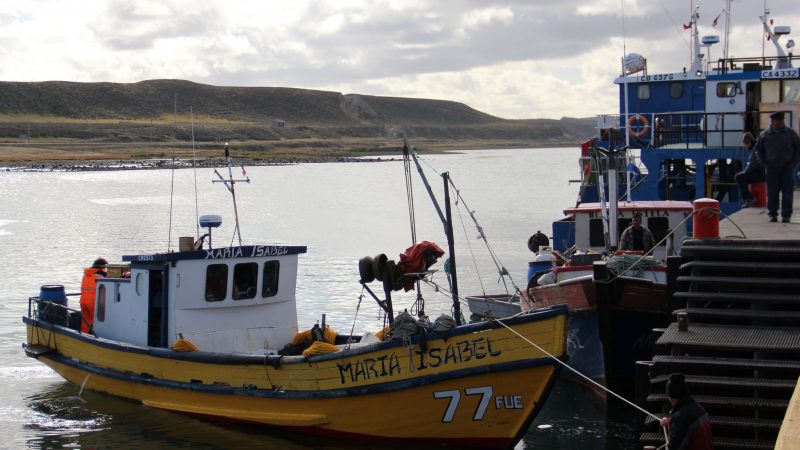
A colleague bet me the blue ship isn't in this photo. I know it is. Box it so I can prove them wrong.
[555,5,798,255]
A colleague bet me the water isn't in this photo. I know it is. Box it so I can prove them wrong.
[0,147,635,448]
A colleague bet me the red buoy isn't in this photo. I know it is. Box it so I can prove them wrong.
[693,198,720,238]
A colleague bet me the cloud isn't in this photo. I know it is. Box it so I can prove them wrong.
[0,0,798,119]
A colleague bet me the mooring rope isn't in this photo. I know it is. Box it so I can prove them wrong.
[413,276,671,447]
[491,316,670,447]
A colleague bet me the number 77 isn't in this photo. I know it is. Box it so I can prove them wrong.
[433,386,493,423]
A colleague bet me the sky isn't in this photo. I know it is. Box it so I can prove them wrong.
[0,0,797,120]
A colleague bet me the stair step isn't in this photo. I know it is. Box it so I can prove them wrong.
[646,393,789,410]
[681,260,800,272]
[651,373,797,391]
[673,307,800,322]
[657,323,800,352]
[652,354,800,371]
[680,240,800,260]
[676,275,800,286]
[640,432,774,449]
[644,414,782,430]
[673,291,800,304]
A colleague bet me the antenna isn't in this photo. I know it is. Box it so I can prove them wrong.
[722,0,732,60]
[191,106,200,239]
[167,93,177,252]
[212,142,250,246]
[761,11,794,68]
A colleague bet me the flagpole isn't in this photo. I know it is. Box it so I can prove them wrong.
[723,0,732,60]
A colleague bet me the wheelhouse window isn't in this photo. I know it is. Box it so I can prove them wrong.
[233,263,258,300]
[716,82,737,97]
[97,285,106,321]
[637,84,650,100]
[670,82,683,99]
[262,261,280,298]
[205,264,228,302]
[783,79,800,104]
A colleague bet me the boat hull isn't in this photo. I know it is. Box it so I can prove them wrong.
[25,306,568,448]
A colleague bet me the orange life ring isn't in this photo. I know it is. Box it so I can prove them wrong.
[627,114,650,138]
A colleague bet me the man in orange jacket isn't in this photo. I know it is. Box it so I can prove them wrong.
[80,258,108,332]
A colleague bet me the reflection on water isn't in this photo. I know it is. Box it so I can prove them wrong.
[0,148,644,449]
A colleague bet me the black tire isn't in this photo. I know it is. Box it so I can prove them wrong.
[372,254,388,281]
[358,256,375,283]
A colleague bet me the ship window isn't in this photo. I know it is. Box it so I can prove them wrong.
[783,79,800,104]
[205,264,228,302]
[647,217,669,247]
[637,84,650,100]
[589,218,605,247]
[716,82,737,97]
[97,285,106,321]
[262,261,280,298]
[670,82,683,98]
[233,263,258,300]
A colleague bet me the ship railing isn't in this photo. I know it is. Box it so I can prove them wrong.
[712,55,800,74]
[600,110,793,150]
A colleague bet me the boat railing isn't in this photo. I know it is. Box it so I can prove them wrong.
[600,110,794,150]
[27,294,85,331]
[712,55,800,74]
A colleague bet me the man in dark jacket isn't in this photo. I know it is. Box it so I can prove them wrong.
[755,111,800,223]
[660,373,713,450]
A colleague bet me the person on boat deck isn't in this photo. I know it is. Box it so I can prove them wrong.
[79,257,108,333]
[619,212,655,252]
[755,111,800,223]
[659,373,713,450]
[734,132,765,208]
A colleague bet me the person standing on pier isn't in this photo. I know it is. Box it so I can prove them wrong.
[734,132,765,208]
[755,111,800,223]
[660,373,713,450]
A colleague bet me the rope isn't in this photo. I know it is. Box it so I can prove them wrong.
[344,289,365,350]
[415,276,671,447]
[491,317,670,447]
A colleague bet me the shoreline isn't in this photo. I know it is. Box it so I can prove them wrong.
[0,138,578,172]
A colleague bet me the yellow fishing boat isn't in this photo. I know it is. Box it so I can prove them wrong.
[23,143,568,448]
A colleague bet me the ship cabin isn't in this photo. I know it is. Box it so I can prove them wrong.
[91,242,306,354]
[553,200,693,261]
[584,48,799,217]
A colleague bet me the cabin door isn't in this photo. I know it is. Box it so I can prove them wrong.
[147,266,168,347]
[745,81,761,136]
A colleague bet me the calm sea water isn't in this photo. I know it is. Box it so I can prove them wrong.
[0,147,636,449]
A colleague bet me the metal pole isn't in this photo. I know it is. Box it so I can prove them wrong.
[443,173,462,325]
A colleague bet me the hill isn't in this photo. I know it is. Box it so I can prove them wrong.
[0,79,596,164]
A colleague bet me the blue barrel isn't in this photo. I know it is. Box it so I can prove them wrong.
[39,284,68,325]
[527,261,553,282]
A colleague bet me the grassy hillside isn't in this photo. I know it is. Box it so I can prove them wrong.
[0,79,596,162]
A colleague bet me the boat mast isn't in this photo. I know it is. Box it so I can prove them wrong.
[689,3,703,75]
[212,142,250,246]
[723,0,732,61]
[442,172,462,325]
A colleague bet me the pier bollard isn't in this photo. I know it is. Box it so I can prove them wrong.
[693,198,719,238]
[677,312,689,331]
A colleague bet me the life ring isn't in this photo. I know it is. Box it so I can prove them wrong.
[627,114,650,138]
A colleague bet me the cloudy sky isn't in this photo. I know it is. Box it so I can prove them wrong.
[0,0,797,119]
